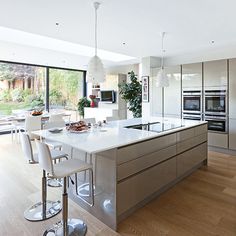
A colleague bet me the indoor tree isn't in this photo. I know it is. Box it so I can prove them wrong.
[119,71,142,118]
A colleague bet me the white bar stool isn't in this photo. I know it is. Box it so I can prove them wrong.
[20,133,68,221]
[35,140,94,236]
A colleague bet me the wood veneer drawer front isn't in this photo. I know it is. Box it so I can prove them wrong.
[176,128,195,142]
[117,145,176,181]
[177,133,207,154]
[117,134,176,164]
[177,142,207,177]
[194,124,207,136]
[117,157,176,215]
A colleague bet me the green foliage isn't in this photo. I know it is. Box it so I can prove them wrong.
[11,88,24,102]
[119,71,142,118]
[25,94,44,109]
[0,90,11,102]
[49,89,63,105]
[77,97,90,117]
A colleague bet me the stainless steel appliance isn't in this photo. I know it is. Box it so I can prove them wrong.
[182,90,202,113]
[204,90,226,115]
[204,115,227,133]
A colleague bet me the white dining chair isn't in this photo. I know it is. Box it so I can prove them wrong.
[20,115,42,140]
[43,121,65,150]
[35,140,94,236]
[49,113,64,122]
[20,133,68,221]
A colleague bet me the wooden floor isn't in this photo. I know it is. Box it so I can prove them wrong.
[0,134,236,236]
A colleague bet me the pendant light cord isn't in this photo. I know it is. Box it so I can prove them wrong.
[161,32,165,69]
[95,5,97,56]
[94,2,99,56]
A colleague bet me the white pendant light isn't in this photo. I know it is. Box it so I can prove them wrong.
[156,32,169,87]
[86,2,105,84]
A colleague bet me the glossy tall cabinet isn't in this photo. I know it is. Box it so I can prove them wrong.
[229,59,236,150]
[182,63,202,89]
[203,60,227,88]
[163,66,181,117]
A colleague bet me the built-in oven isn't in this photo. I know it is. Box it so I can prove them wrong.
[204,90,226,115]
[204,115,227,133]
[182,90,202,114]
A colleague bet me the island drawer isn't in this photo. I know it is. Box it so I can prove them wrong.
[177,142,207,177]
[176,133,207,154]
[117,157,176,215]
[117,145,176,181]
[117,133,176,164]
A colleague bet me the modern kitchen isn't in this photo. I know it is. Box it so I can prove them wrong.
[0,1,236,236]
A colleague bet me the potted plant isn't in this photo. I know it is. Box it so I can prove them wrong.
[77,97,90,118]
[119,71,142,118]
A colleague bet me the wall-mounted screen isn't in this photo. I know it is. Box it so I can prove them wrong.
[100,90,115,103]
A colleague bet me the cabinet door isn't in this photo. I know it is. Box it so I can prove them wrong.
[182,63,202,89]
[208,132,228,148]
[204,60,227,88]
[229,118,236,150]
[164,66,181,117]
[151,68,163,116]
[229,59,236,118]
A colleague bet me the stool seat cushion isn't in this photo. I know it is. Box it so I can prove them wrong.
[49,159,92,179]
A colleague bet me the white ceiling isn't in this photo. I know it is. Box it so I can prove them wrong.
[1,0,236,68]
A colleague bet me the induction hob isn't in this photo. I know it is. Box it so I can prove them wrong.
[125,122,184,133]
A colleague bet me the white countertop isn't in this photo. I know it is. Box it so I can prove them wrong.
[33,117,207,154]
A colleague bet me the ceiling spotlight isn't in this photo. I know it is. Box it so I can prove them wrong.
[211,40,215,44]
[122,42,126,45]
[55,22,59,26]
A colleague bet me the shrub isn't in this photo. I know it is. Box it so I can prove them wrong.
[11,88,24,102]
[0,90,11,102]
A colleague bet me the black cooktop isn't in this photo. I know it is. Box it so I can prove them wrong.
[125,122,184,133]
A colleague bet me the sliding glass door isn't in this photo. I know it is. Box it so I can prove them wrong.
[0,62,46,116]
[49,68,84,121]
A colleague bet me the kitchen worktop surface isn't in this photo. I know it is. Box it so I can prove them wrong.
[34,117,207,154]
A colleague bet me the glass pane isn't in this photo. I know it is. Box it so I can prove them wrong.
[0,62,46,117]
[49,68,84,122]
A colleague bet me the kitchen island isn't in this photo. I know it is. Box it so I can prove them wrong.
[34,117,208,231]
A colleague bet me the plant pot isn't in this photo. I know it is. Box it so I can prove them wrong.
[90,100,96,108]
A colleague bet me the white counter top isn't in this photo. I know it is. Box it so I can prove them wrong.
[33,117,207,154]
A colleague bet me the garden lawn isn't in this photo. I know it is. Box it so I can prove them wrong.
[0,102,30,115]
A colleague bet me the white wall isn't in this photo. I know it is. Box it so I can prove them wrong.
[106,64,139,76]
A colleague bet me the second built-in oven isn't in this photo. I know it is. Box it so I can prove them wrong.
[204,115,227,133]
[204,90,226,115]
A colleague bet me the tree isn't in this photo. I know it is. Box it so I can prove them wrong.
[119,71,142,118]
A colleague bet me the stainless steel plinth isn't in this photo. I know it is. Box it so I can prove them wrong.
[43,219,87,236]
[77,183,101,197]
[24,200,61,221]
[48,178,62,188]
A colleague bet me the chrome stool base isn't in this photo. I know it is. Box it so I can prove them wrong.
[48,178,62,188]
[43,219,87,236]
[24,200,61,221]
